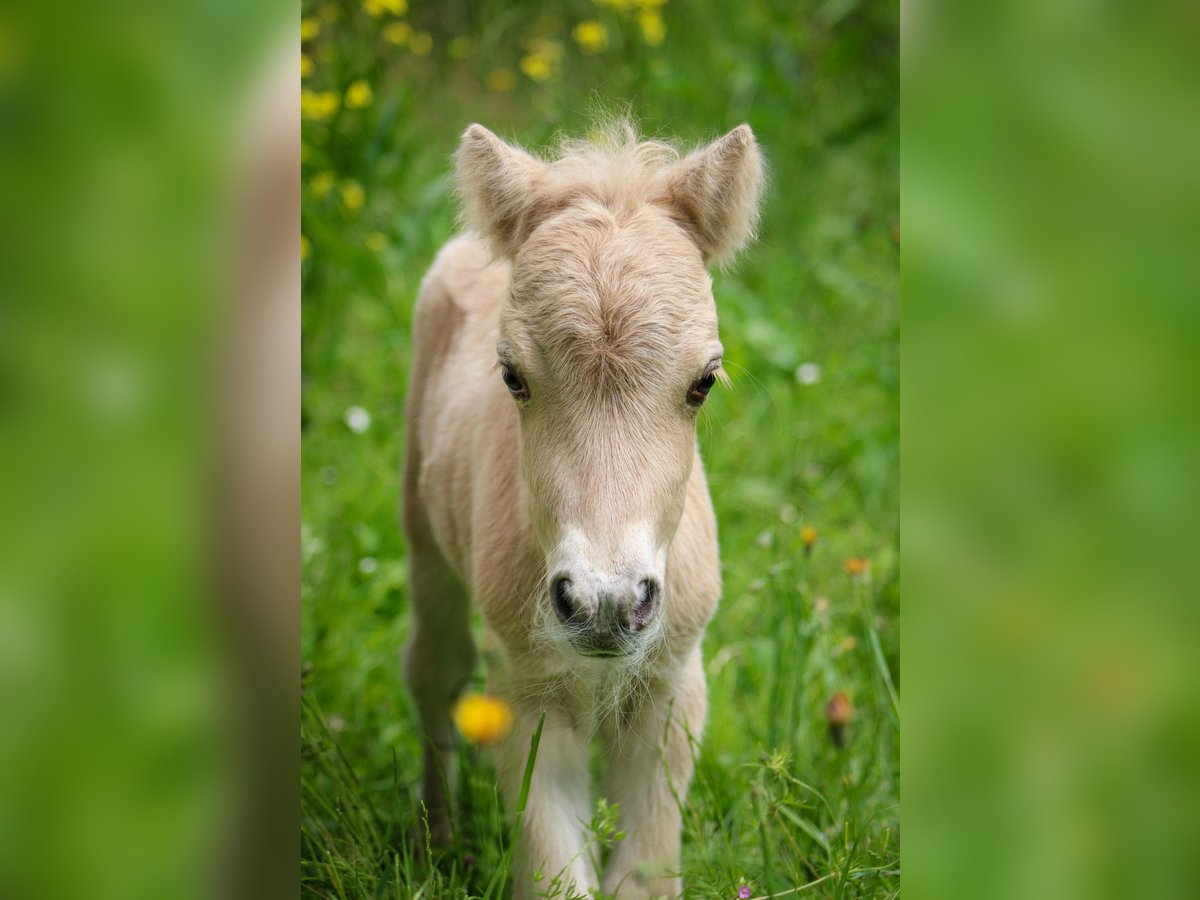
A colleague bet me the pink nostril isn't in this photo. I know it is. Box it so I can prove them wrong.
[631,579,659,630]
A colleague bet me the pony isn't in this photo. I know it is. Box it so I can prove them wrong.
[403,121,764,898]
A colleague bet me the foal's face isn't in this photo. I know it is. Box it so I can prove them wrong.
[456,121,763,659]
[499,208,720,658]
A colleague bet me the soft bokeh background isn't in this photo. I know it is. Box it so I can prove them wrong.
[300,0,898,897]
[0,1,297,898]
[2,0,1196,897]
[905,3,1200,899]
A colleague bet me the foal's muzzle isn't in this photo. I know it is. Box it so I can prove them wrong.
[550,574,661,658]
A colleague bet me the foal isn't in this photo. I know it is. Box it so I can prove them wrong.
[403,122,763,898]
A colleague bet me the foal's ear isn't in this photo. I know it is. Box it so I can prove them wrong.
[660,125,765,266]
[455,124,550,258]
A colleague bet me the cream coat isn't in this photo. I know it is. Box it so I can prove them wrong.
[403,122,764,899]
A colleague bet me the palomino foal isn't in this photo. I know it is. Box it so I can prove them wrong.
[403,122,763,898]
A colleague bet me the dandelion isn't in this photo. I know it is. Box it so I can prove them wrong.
[310,170,336,200]
[801,525,818,554]
[453,693,513,745]
[344,405,371,433]
[301,89,340,121]
[344,79,373,109]
[737,886,753,900]
[638,9,666,46]
[409,31,433,55]
[572,20,608,54]
[363,0,407,17]
[339,180,365,213]
[519,52,553,81]
[382,21,412,45]
[300,234,311,260]
[487,68,517,92]
[300,53,314,78]
[844,557,870,576]
[449,36,472,59]
[365,231,387,252]
[300,17,320,41]
[825,691,853,748]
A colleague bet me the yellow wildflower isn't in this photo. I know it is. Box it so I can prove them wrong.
[453,693,513,745]
[801,526,818,552]
[301,89,340,121]
[300,234,311,261]
[844,557,870,576]
[363,0,407,17]
[520,53,553,82]
[638,9,666,45]
[449,37,472,59]
[487,68,517,93]
[365,231,387,252]
[344,79,373,109]
[572,20,608,54]
[300,17,320,41]
[318,2,340,23]
[300,53,314,78]
[409,31,433,55]
[310,170,336,200]
[340,180,365,213]
[382,21,412,46]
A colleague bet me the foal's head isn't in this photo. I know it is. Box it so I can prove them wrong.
[457,122,764,659]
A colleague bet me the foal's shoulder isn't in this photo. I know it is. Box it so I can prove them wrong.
[421,235,510,316]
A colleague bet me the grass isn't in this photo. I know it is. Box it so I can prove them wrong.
[301,1,897,896]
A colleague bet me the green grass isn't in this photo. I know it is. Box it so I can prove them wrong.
[301,1,897,896]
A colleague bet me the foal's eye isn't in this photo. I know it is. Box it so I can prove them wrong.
[501,365,529,400]
[688,371,718,407]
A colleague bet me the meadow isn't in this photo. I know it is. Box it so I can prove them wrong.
[301,1,898,896]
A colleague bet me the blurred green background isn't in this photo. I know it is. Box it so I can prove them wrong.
[3,0,1196,898]
[301,0,899,897]
[904,4,1200,899]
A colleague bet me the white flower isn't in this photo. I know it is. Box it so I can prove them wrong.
[358,556,378,574]
[344,405,371,433]
[795,362,822,385]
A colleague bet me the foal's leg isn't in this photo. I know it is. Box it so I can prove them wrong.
[602,651,707,899]
[404,539,475,846]
[498,705,597,899]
